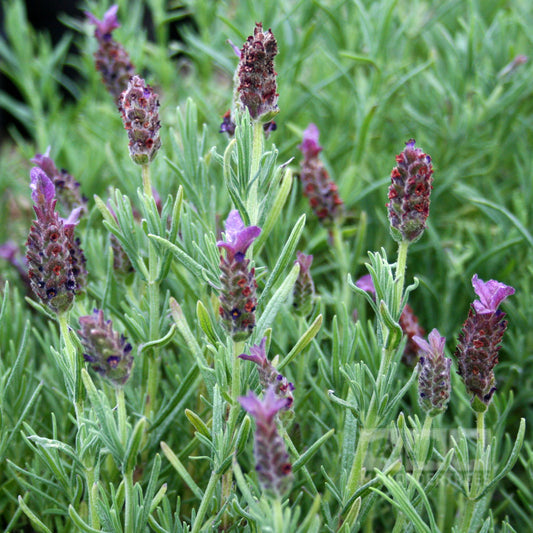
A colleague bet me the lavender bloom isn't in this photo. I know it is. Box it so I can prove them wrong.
[239,338,294,408]
[293,251,315,317]
[79,309,133,386]
[414,329,451,416]
[455,275,515,408]
[356,274,424,366]
[26,168,86,314]
[86,5,135,102]
[217,210,261,341]
[239,387,293,495]
[237,23,279,122]
[298,124,343,225]
[387,139,434,243]
[31,147,87,216]
[118,75,162,165]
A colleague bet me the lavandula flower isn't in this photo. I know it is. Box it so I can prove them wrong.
[239,337,294,408]
[237,23,279,123]
[413,329,451,416]
[355,274,424,366]
[217,210,261,341]
[118,75,162,165]
[239,387,293,496]
[26,168,86,314]
[79,309,133,386]
[293,251,315,317]
[455,275,515,408]
[86,5,135,103]
[298,124,343,225]
[387,139,434,243]
[31,147,87,216]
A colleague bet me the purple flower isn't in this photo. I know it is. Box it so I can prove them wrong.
[471,274,516,315]
[85,5,120,39]
[355,273,376,295]
[237,23,279,122]
[293,251,315,317]
[216,210,261,263]
[239,387,293,495]
[26,168,86,314]
[387,139,434,243]
[239,338,294,408]
[455,275,514,408]
[298,124,322,159]
[79,309,133,386]
[414,329,451,416]
[297,124,343,225]
[86,5,134,102]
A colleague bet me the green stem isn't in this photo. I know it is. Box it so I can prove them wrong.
[142,163,152,198]
[460,410,486,533]
[116,387,127,445]
[247,120,264,226]
[332,222,351,308]
[192,471,221,533]
[273,497,284,532]
[58,313,83,417]
[85,467,99,529]
[124,469,134,533]
[346,426,373,495]
[395,239,410,315]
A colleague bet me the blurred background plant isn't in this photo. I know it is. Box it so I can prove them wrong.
[0,0,532,531]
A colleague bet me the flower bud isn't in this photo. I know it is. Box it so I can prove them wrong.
[387,139,434,243]
[414,329,451,416]
[298,124,343,225]
[79,309,133,386]
[86,5,135,103]
[217,210,261,341]
[118,75,162,165]
[455,275,514,408]
[239,387,293,496]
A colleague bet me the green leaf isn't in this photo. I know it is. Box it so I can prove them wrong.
[278,314,322,372]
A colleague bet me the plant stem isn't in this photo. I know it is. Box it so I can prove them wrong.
[124,469,134,533]
[346,426,373,495]
[248,120,264,226]
[192,471,221,533]
[273,497,284,532]
[116,387,127,444]
[395,239,410,315]
[85,467,99,529]
[460,410,486,533]
[142,163,152,197]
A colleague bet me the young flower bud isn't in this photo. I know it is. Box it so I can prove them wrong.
[454,275,515,408]
[118,75,162,165]
[298,124,343,225]
[26,168,86,314]
[239,387,293,496]
[239,337,294,409]
[237,23,279,122]
[217,210,261,341]
[413,329,451,417]
[31,147,87,216]
[79,309,133,386]
[293,251,315,317]
[85,5,135,103]
[387,139,434,243]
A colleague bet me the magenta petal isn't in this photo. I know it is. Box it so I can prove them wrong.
[472,274,515,314]
[295,251,313,273]
[428,328,446,353]
[216,210,261,257]
[30,167,55,205]
[355,274,376,295]
[62,207,83,228]
[298,123,322,159]
[85,4,120,36]
[239,387,287,421]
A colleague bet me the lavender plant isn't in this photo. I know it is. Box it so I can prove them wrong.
[0,1,531,532]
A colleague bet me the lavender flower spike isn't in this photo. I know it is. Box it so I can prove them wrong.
[239,387,293,495]
[217,210,261,340]
[86,5,135,102]
[387,139,434,243]
[414,329,451,416]
[79,309,133,386]
[239,338,294,408]
[455,275,515,409]
[293,251,315,317]
[26,168,85,314]
[118,75,162,165]
[298,124,343,225]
